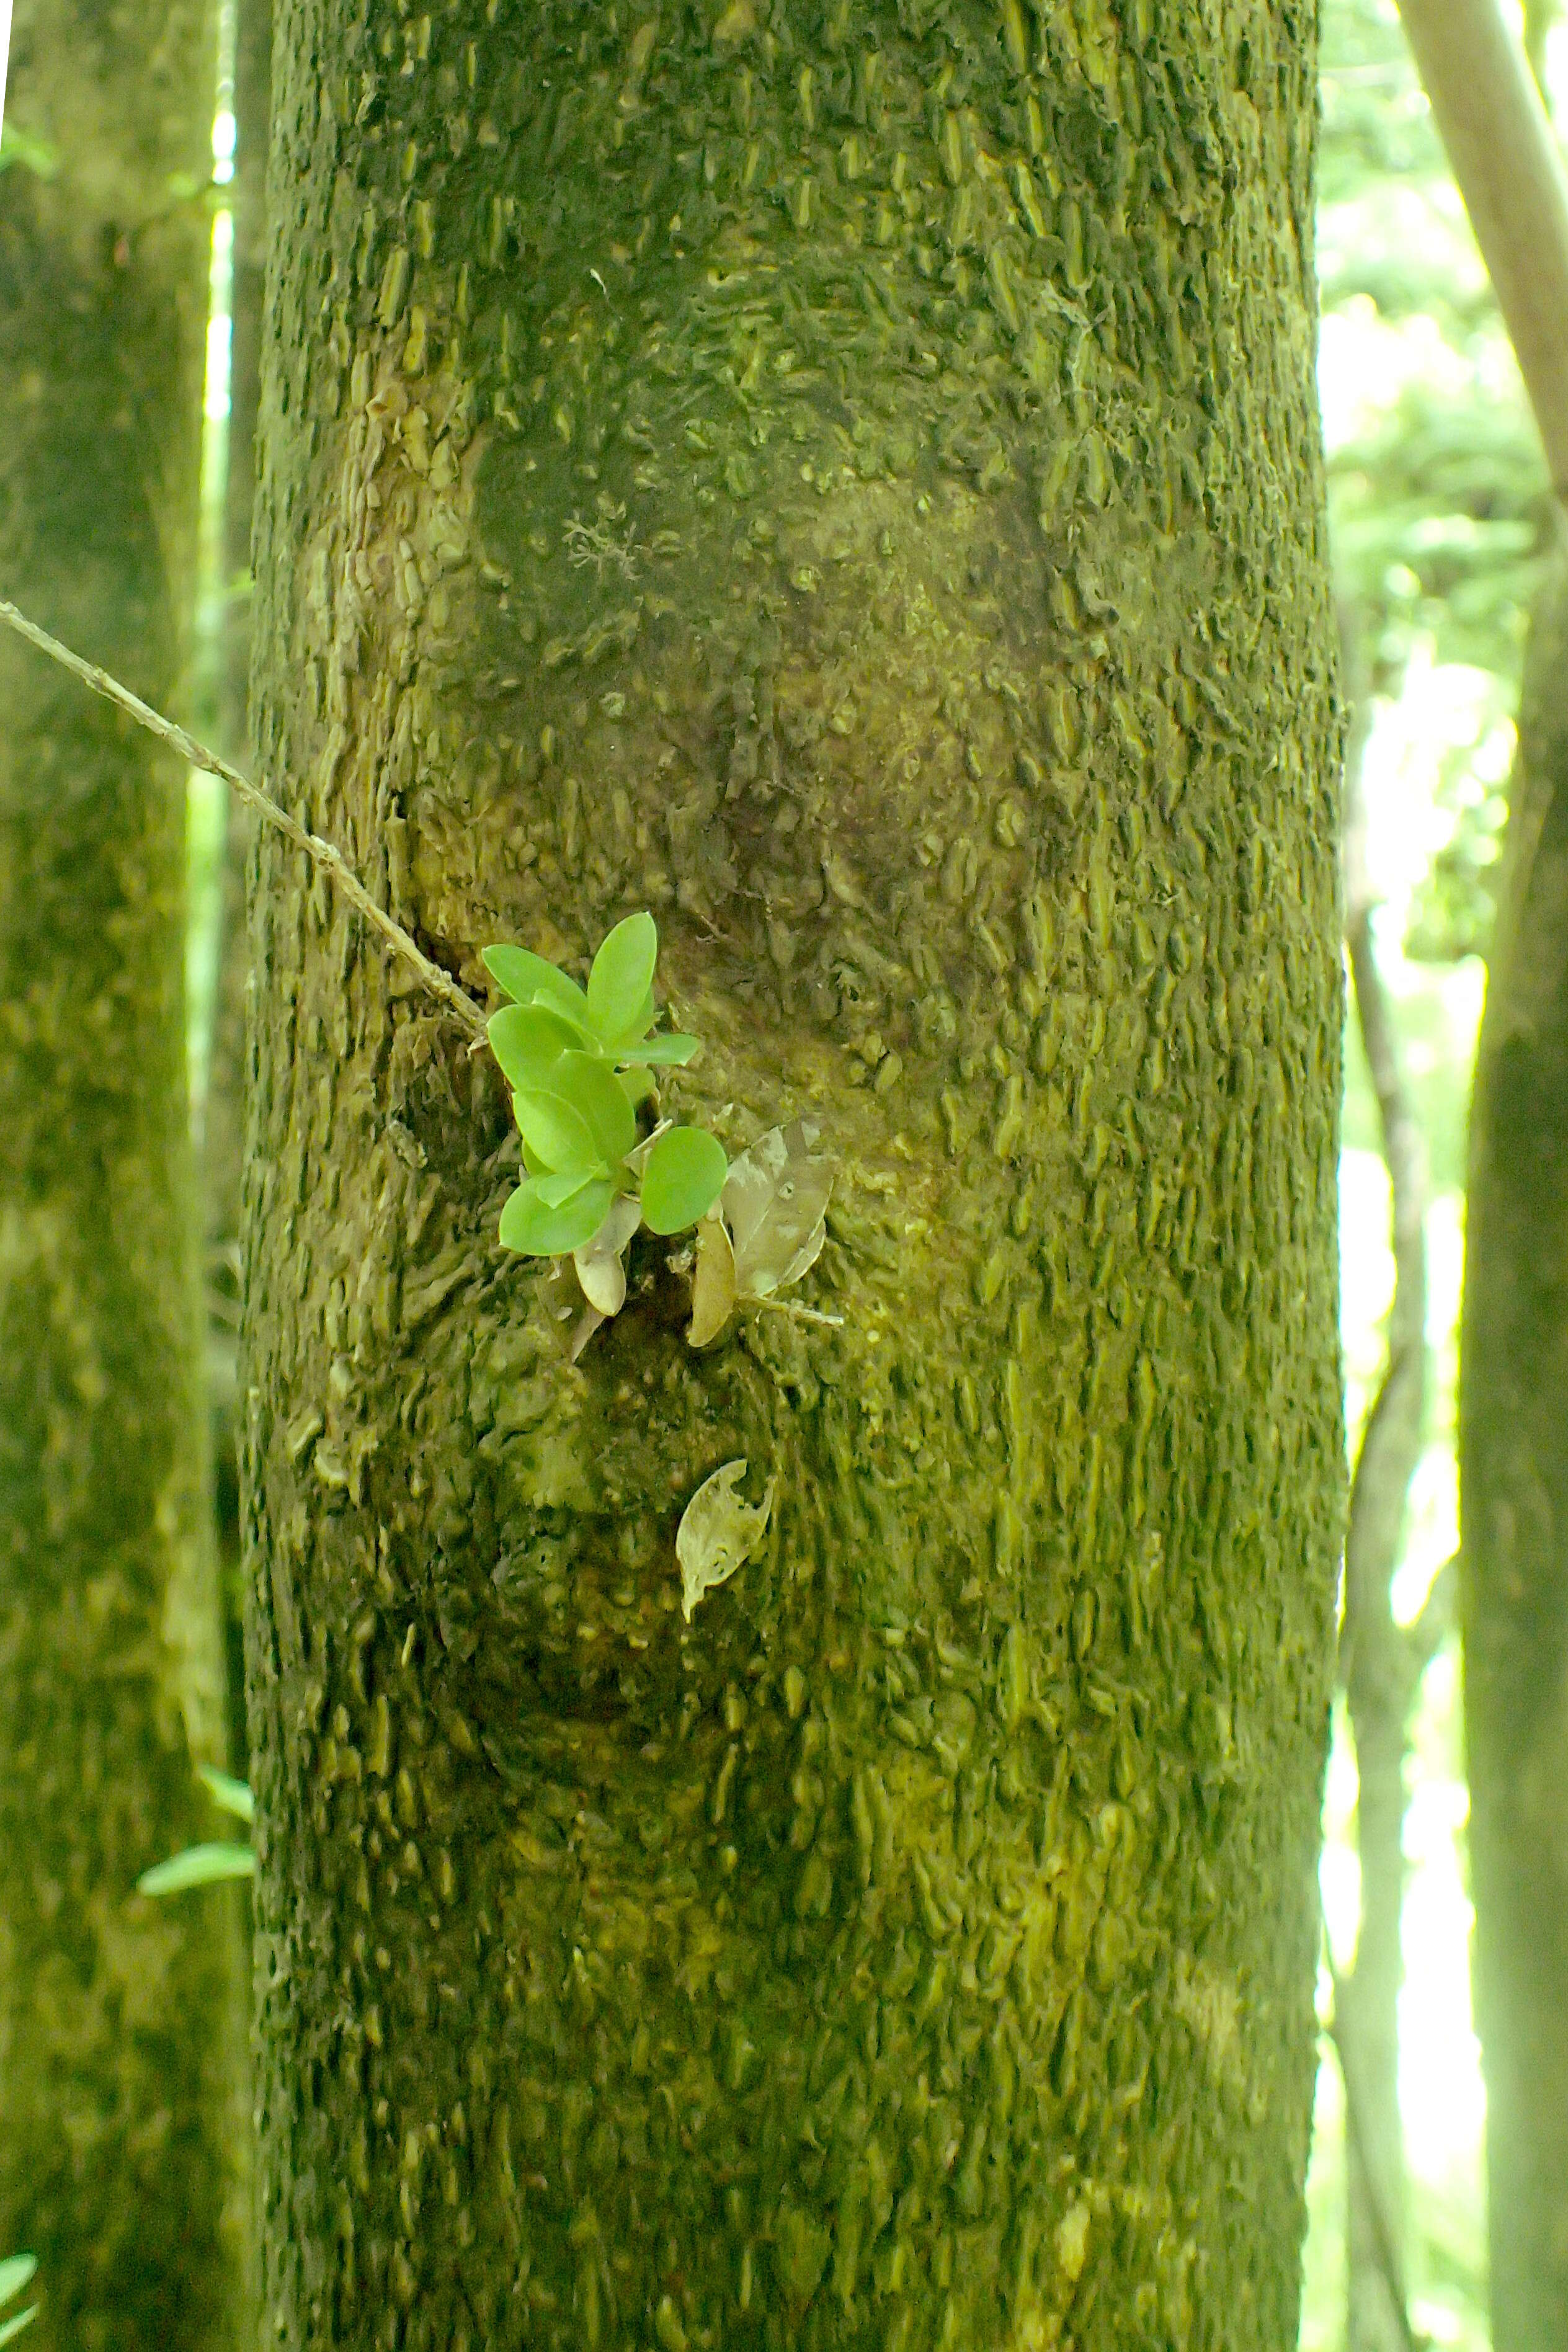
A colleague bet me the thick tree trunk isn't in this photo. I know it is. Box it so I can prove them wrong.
[0,3,247,2347]
[1461,526,1568,2352]
[243,6,1343,2347]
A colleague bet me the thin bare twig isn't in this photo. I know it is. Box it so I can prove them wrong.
[1335,606,1433,2352]
[1324,1961,1430,2352]
[0,596,488,1041]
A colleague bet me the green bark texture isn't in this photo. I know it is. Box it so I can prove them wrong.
[1461,526,1568,2352]
[0,4,248,2346]
[244,5,1343,2348]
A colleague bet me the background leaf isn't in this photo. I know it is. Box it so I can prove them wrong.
[197,1766,254,1824]
[0,2258,37,2305]
[586,912,658,1041]
[640,1128,728,1236]
[137,1843,255,1896]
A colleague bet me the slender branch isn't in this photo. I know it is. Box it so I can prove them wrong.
[1404,1549,1458,1677]
[1340,621,1432,1704]
[1325,1960,1429,2352]
[1335,610,1432,2352]
[0,596,489,1041]
[1396,0,1568,496]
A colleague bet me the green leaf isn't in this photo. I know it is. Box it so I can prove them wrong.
[511,1087,606,1177]
[483,944,592,1033]
[198,1766,254,1824]
[609,986,657,1050]
[618,1066,657,1108]
[488,1003,582,1091]
[587,912,659,1042]
[0,2258,37,2307]
[499,1175,614,1257]
[533,1168,597,1208]
[636,1032,701,1067]
[0,2305,38,2345]
[639,1128,728,1236]
[553,1049,638,1166]
[137,1843,255,1896]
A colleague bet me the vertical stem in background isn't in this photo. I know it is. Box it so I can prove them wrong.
[1391,11,1568,2348]
[1394,0,1568,494]
[204,0,272,1780]
[1461,529,1568,2352]
[1523,0,1561,100]
[0,1,246,2345]
[1335,618,1433,2352]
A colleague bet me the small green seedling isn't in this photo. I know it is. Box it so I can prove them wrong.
[135,1767,254,1897]
[0,2255,37,2346]
[484,917,839,1350]
[484,912,727,1288]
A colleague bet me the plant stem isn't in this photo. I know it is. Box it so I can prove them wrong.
[0,596,489,1041]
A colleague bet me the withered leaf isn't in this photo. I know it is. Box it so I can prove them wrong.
[572,1195,642,1318]
[724,1120,832,1301]
[688,1214,737,1348]
[676,1458,775,1622]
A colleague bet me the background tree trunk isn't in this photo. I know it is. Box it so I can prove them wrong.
[1391,12,1568,2348]
[243,5,1343,2346]
[0,2,247,2346]
[207,0,275,1773]
[1460,524,1568,2352]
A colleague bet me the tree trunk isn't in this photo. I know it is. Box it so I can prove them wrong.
[0,2,247,2346]
[243,7,1343,2346]
[207,0,275,1770]
[1460,523,1568,2352]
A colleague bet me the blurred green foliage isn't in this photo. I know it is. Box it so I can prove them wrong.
[1321,0,1554,966]
[1298,5,1563,2347]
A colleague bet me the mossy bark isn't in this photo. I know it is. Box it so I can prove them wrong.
[244,5,1343,2346]
[1461,525,1568,2352]
[0,4,248,2346]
